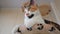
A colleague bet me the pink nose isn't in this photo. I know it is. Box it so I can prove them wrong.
[26,13,29,16]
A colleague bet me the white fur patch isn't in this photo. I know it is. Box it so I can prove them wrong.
[24,9,45,28]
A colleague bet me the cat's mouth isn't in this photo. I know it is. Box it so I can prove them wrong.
[28,14,34,19]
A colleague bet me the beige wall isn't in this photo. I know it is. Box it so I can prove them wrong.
[1,0,51,8]
[55,0,60,10]
[53,0,60,24]
[0,8,24,34]
[55,0,60,18]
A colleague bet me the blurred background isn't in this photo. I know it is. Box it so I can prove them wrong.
[0,0,60,34]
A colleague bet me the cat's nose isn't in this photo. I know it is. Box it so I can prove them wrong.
[26,13,29,16]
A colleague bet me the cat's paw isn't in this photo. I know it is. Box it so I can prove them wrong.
[27,27,32,31]
[37,24,44,30]
[49,27,56,32]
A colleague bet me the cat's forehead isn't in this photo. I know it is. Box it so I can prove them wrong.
[24,4,38,12]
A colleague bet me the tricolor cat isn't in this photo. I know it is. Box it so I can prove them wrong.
[12,0,60,34]
[22,0,60,31]
[22,0,45,28]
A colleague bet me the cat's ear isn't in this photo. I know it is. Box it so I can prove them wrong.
[30,0,35,5]
[21,2,30,12]
[30,0,38,7]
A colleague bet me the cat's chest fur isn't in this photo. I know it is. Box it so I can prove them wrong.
[24,14,45,28]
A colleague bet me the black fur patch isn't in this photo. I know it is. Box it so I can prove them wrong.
[37,24,43,30]
[44,19,51,24]
[28,14,34,19]
[17,28,21,32]
[27,27,32,31]
[44,19,60,31]
[49,27,56,32]
[29,0,34,6]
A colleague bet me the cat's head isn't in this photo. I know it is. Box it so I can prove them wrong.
[21,0,39,19]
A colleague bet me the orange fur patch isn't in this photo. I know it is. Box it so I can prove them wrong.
[30,5,38,12]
